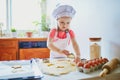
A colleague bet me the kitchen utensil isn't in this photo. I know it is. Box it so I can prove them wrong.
[99,58,119,77]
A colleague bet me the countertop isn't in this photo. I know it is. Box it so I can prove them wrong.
[42,67,120,80]
[0,60,120,80]
[0,37,47,41]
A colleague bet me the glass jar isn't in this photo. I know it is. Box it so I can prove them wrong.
[89,37,101,59]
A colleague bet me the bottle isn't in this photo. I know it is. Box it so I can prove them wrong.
[89,37,101,59]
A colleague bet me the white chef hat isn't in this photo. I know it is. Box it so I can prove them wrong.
[52,4,76,19]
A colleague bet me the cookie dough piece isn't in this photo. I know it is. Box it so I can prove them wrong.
[67,53,75,58]
[43,59,50,63]
[12,65,22,69]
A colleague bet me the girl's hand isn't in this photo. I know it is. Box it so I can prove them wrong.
[74,56,81,64]
[60,50,70,56]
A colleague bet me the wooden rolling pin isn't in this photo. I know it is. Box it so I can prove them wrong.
[99,58,119,77]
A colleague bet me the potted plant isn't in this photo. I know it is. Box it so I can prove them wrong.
[32,0,50,37]
[26,30,33,37]
[41,14,50,31]
[11,27,17,37]
[32,14,50,37]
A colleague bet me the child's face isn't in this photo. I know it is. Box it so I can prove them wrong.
[57,17,72,31]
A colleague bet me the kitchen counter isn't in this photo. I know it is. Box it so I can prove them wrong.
[42,67,120,80]
[0,59,120,80]
[0,37,47,40]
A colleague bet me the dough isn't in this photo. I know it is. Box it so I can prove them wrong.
[67,54,75,59]
[40,59,77,75]
[12,64,22,69]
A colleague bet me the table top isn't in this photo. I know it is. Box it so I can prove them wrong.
[0,59,120,80]
[42,67,120,80]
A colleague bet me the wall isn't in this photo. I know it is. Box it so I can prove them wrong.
[68,0,120,60]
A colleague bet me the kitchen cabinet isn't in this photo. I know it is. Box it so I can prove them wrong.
[0,39,18,61]
[0,38,50,60]
[0,49,17,61]
[19,48,50,59]
[18,38,50,60]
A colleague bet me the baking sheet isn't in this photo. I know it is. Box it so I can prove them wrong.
[0,60,43,80]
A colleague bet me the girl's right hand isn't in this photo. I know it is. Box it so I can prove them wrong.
[60,50,70,56]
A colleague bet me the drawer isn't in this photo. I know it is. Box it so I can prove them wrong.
[19,41,47,48]
[0,40,18,48]
[19,48,50,59]
[0,49,17,61]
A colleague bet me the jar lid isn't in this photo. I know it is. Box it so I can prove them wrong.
[89,37,101,42]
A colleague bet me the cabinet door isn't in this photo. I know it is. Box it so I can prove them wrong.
[0,49,17,61]
[19,48,50,60]
[0,40,18,48]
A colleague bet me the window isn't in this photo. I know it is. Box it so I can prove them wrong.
[1,0,78,31]
[0,0,7,30]
[11,0,79,30]
[12,0,41,30]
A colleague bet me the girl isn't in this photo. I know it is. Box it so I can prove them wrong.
[47,4,81,63]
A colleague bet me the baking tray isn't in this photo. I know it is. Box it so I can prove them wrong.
[0,59,43,80]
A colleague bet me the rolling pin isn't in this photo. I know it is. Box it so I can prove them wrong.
[99,58,119,77]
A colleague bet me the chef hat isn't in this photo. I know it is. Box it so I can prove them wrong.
[52,4,76,19]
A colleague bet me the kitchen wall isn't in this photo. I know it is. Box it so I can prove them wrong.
[68,0,120,60]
